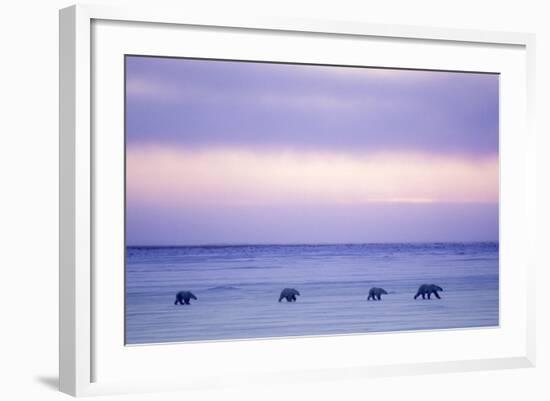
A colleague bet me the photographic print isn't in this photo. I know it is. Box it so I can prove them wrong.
[125,56,499,345]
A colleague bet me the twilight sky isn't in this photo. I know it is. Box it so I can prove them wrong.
[125,56,499,245]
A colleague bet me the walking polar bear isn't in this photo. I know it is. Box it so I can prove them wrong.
[367,287,388,301]
[174,290,198,305]
[414,284,443,300]
[279,288,301,302]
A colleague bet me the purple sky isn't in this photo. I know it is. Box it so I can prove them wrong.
[125,56,499,245]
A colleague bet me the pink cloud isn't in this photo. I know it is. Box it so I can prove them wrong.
[126,145,498,208]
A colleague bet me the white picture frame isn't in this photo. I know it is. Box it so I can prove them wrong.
[59,4,536,397]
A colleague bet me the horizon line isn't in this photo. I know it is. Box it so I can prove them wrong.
[126,240,499,248]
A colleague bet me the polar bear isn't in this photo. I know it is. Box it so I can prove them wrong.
[174,290,198,305]
[414,284,443,300]
[367,287,388,301]
[279,288,301,302]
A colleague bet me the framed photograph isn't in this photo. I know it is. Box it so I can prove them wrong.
[59,4,536,396]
